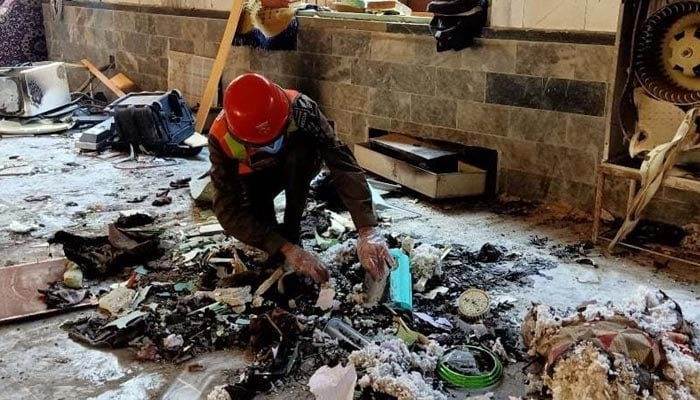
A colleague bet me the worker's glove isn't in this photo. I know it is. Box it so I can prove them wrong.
[281,243,330,284]
[357,227,395,281]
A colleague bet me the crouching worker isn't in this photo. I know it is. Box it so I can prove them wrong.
[208,73,394,284]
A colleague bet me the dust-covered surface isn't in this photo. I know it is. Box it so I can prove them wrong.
[0,135,699,399]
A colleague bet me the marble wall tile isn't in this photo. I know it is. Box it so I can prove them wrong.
[508,108,567,144]
[368,89,411,120]
[411,94,456,128]
[332,31,370,59]
[457,101,510,135]
[435,69,485,101]
[486,73,607,116]
[390,64,436,95]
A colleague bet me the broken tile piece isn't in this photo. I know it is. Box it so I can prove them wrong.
[99,286,136,316]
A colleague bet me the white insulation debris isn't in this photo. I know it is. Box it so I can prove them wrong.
[348,338,446,400]
[411,244,443,279]
[320,239,357,267]
[544,342,640,400]
[623,288,683,335]
[661,337,700,399]
[206,385,232,400]
[525,288,700,400]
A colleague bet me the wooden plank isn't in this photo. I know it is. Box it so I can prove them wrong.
[195,0,246,134]
[598,237,700,268]
[0,258,95,324]
[592,170,606,243]
[80,59,126,98]
[436,162,486,198]
[366,0,398,9]
[366,0,412,14]
[599,163,700,192]
[626,179,638,212]
[355,143,485,198]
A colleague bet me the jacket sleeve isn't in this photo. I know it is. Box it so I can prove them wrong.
[208,135,287,255]
[292,94,378,229]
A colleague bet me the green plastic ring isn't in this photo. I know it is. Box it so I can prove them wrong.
[437,345,503,389]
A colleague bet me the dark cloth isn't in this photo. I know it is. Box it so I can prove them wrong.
[428,0,488,52]
[209,93,377,256]
[234,16,298,51]
[0,0,48,65]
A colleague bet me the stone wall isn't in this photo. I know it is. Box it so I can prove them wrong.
[42,3,700,225]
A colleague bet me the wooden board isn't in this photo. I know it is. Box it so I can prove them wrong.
[81,59,126,98]
[333,3,365,12]
[366,0,412,14]
[0,259,95,324]
[599,163,700,192]
[195,0,246,134]
[355,143,485,198]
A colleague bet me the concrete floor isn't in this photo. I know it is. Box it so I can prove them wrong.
[0,134,699,399]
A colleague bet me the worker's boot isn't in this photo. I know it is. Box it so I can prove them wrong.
[427,0,482,16]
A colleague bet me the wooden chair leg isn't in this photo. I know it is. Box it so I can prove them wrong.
[592,170,606,244]
[626,179,638,211]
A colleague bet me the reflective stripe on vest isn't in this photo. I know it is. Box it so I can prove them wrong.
[213,89,299,175]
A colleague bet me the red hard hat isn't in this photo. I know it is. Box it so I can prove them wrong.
[223,73,290,146]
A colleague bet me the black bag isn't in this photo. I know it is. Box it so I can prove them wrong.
[111,90,200,156]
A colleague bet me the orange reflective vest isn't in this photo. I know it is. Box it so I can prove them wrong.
[210,89,298,174]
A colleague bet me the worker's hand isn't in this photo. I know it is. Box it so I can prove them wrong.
[280,243,330,284]
[357,227,395,281]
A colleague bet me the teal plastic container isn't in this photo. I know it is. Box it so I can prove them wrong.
[389,249,412,310]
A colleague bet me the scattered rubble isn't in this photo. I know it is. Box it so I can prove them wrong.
[37,180,567,400]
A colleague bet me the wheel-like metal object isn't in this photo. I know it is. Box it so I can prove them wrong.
[635,1,700,105]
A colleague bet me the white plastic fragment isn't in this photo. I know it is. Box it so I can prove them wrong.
[316,286,336,311]
[163,334,184,350]
[308,363,357,400]
[7,221,37,234]
[421,286,449,300]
